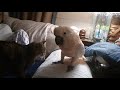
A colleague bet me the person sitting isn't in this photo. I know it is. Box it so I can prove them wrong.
[108,14,120,43]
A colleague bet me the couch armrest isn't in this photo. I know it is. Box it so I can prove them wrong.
[3,16,19,28]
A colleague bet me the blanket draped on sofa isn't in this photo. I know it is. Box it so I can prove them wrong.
[3,18,59,58]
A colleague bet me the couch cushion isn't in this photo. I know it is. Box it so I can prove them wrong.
[0,24,13,40]
[11,20,48,42]
[33,50,92,78]
[11,19,59,58]
[46,26,59,58]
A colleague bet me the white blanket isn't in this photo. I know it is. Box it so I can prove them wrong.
[32,50,93,78]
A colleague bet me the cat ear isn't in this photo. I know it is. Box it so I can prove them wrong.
[42,41,46,44]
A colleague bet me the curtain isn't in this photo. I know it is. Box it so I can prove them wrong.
[0,12,4,23]
[8,12,54,23]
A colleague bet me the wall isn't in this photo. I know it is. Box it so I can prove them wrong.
[55,12,97,39]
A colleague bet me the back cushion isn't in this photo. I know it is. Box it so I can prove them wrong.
[11,20,47,43]
[11,19,59,58]
[46,28,59,58]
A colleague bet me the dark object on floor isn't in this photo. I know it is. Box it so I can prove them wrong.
[0,41,46,78]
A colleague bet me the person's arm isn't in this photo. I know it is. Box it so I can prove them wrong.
[109,28,120,37]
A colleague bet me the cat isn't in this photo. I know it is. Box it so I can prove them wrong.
[0,40,46,78]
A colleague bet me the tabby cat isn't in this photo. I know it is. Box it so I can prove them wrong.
[0,41,46,78]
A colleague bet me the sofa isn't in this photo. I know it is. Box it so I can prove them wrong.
[3,16,59,58]
[0,16,93,78]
